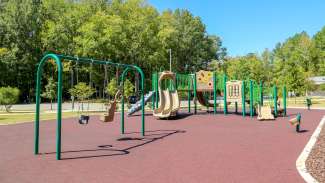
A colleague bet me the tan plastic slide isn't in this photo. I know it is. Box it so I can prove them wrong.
[257,105,275,120]
[153,71,180,118]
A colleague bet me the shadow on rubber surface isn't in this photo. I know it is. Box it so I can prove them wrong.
[42,130,186,160]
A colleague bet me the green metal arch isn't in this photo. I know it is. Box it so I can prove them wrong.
[34,53,146,160]
[34,54,63,160]
[120,67,145,136]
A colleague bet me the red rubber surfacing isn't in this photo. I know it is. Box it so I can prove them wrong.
[0,109,323,183]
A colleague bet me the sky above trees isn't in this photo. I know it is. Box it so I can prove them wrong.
[148,0,325,56]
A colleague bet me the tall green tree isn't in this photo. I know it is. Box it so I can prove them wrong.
[0,0,42,99]
[1,0,224,102]
[226,53,265,82]
[313,26,325,75]
[272,32,314,94]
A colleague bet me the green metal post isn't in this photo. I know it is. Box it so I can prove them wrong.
[35,68,41,155]
[283,86,287,116]
[56,61,63,160]
[249,80,253,118]
[151,73,155,110]
[223,75,227,115]
[242,81,246,117]
[193,73,197,114]
[188,76,191,113]
[213,72,217,114]
[274,86,278,117]
[175,73,178,91]
[155,72,159,108]
[121,91,125,128]
[35,54,63,160]
[140,70,145,136]
[260,81,263,106]
[121,69,127,134]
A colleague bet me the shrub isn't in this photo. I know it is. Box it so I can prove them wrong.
[41,78,57,110]
[105,78,135,102]
[0,87,20,112]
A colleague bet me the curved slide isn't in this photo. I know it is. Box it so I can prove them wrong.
[197,92,215,107]
[153,71,180,118]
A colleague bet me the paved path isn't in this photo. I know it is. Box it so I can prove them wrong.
[0,109,324,183]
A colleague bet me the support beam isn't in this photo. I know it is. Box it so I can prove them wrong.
[242,81,246,117]
[274,86,278,117]
[193,73,197,114]
[188,76,191,113]
[213,72,217,114]
[283,86,287,116]
[223,75,227,115]
[249,80,253,118]
[260,81,263,106]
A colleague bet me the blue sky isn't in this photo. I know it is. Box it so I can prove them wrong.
[148,0,325,56]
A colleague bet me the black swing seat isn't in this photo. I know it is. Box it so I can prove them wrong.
[79,115,90,125]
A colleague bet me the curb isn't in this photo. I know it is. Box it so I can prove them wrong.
[296,116,325,183]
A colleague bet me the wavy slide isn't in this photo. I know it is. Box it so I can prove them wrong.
[153,71,180,118]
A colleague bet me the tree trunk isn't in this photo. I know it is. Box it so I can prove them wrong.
[50,100,53,111]
[135,72,139,96]
[116,68,119,82]
[71,96,75,111]
[5,105,12,113]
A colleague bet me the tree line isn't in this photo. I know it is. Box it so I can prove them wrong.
[0,0,324,105]
[219,31,325,96]
[0,0,224,103]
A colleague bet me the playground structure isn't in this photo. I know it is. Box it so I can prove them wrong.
[34,53,146,160]
[152,71,180,118]
[151,70,287,118]
[35,55,287,160]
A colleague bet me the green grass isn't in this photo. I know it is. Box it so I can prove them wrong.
[286,97,325,108]
[0,112,105,125]
[1,97,324,125]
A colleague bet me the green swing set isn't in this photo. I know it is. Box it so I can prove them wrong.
[34,53,146,160]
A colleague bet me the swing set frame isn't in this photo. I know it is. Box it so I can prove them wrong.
[34,53,146,160]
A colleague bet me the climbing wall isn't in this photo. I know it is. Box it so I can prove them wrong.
[196,70,214,91]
